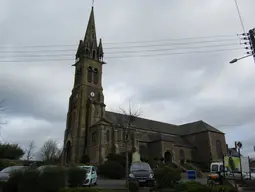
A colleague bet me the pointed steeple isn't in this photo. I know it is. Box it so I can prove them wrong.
[75,6,105,63]
[97,38,104,61]
[84,7,97,50]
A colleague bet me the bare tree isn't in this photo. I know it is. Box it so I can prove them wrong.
[40,139,61,162]
[114,102,141,191]
[25,140,36,161]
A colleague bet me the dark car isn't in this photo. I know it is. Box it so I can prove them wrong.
[0,166,28,182]
[129,162,154,187]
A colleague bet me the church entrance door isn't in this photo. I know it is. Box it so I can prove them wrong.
[164,151,172,164]
[179,149,185,165]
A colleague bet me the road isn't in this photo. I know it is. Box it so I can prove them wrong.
[95,178,208,189]
[95,179,126,189]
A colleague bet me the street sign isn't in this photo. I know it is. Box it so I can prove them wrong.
[187,170,196,180]
[235,141,243,149]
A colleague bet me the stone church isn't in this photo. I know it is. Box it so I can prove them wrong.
[62,7,227,167]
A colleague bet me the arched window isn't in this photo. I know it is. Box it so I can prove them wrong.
[106,130,110,144]
[92,50,96,59]
[87,66,92,83]
[85,48,90,56]
[93,68,99,84]
[216,140,223,158]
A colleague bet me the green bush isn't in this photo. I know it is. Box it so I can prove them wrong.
[5,170,23,192]
[174,181,208,192]
[98,160,125,179]
[67,167,87,187]
[210,185,236,192]
[60,188,120,192]
[38,166,66,192]
[154,166,181,189]
[0,181,7,192]
[18,168,40,192]
[0,143,25,160]
[129,180,140,192]
[0,159,21,171]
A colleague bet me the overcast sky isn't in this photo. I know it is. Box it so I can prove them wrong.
[0,0,255,158]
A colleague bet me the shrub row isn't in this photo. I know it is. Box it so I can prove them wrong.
[1,166,86,192]
[153,165,235,192]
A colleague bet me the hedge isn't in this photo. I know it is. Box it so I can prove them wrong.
[97,160,125,179]
[18,169,40,192]
[60,188,126,192]
[154,165,182,189]
[67,166,87,187]
[39,166,66,192]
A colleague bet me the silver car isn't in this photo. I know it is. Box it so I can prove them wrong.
[0,166,27,182]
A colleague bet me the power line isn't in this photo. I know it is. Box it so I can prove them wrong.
[0,36,239,49]
[233,0,246,33]
[0,43,242,56]
[103,34,238,44]
[0,47,243,62]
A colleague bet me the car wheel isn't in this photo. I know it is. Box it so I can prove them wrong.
[88,180,92,187]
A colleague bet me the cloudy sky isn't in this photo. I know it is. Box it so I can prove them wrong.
[0,0,255,158]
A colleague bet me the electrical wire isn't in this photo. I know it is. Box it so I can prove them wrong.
[0,47,243,62]
[0,43,241,56]
[233,0,246,33]
[0,35,239,49]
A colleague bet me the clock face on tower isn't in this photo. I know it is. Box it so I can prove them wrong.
[90,92,95,97]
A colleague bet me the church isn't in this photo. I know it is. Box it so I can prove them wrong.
[62,7,227,167]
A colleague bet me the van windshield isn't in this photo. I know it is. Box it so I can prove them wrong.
[211,164,219,172]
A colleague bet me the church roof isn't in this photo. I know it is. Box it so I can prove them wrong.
[105,111,224,136]
[148,133,194,147]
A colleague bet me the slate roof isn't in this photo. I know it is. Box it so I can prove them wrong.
[105,111,224,136]
[147,133,194,147]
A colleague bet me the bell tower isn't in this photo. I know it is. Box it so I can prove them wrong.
[63,6,106,164]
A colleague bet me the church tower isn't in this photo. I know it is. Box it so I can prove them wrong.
[63,7,106,164]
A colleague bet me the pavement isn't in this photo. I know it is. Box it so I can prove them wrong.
[94,177,208,189]
[94,179,126,189]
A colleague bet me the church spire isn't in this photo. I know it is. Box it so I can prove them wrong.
[75,6,104,62]
[84,7,97,50]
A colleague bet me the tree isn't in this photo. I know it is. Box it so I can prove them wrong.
[25,140,36,161]
[40,139,61,163]
[114,102,141,191]
[0,143,25,159]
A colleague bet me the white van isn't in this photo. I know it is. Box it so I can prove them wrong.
[210,162,232,177]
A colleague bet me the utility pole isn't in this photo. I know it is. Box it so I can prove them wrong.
[243,28,255,61]
[229,28,255,64]
[248,29,255,61]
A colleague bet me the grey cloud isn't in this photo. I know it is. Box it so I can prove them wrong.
[0,64,72,122]
[1,116,65,151]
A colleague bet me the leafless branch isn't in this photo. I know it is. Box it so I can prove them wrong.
[113,101,142,191]
[40,139,61,162]
[25,140,36,161]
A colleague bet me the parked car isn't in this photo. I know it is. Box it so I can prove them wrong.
[129,162,155,187]
[37,165,58,172]
[0,166,27,182]
[79,165,97,186]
